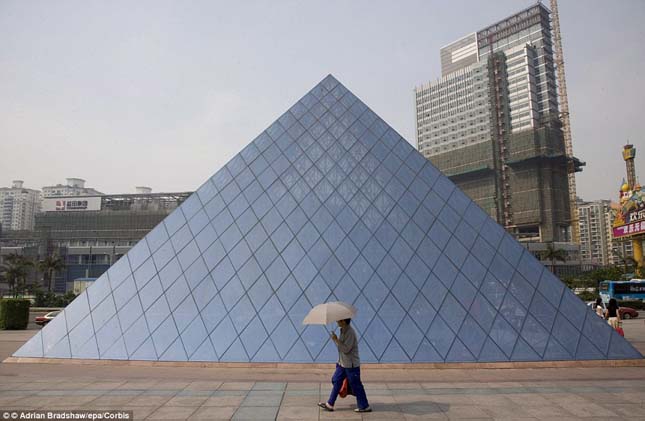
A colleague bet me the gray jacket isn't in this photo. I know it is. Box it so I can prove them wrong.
[336,325,360,368]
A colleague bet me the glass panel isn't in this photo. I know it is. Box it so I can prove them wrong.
[177,241,200,270]
[426,315,455,359]
[265,257,290,290]
[151,316,179,357]
[363,274,388,310]
[240,317,269,359]
[172,295,199,333]
[165,275,190,311]
[228,240,252,270]
[335,237,359,270]
[146,224,170,254]
[248,276,272,310]
[237,257,262,290]
[258,295,286,334]
[445,338,475,362]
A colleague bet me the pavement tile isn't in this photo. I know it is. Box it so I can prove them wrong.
[202,395,246,407]
[54,382,94,390]
[184,381,222,391]
[11,383,63,391]
[47,396,102,408]
[582,392,633,404]
[84,395,138,407]
[387,383,422,390]
[145,405,199,420]
[365,395,397,405]
[220,382,255,391]
[468,395,515,406]
[176,389,214,397]
[105,389,144,396]
[127,395,172,407]
[141,390,178,396]
[280,395,320,406]
[188,406,237,420]
[276,405,320,420]
[86,381,126,390]
[286,382,320,391]
[212,390,248,397]
[319,408,362,420]
[607,403,645,417]
[284,390,320,397]
[233,405,279,420]
[363,382,389,390]
[524,404,575,418]
[120,406,159,419]
[399,403,448,419]
[153,381,190,390]
[443,404,495,419]
[253,382,287,391]
[505,393,553,407]
[241,395,284,407]
[393,394,437,404]
[164,396,209,406]
[481,404,533,418]
[0,396,35,405]
[560,401,618,417]
[117,381,159,390]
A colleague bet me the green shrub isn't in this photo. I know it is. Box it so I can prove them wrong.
[576,291,597,302]
[0,299,31,330]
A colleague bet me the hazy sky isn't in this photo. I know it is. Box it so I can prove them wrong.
[1,0,643,201]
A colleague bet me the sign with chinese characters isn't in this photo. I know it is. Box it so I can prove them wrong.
[42,196,102,212]
[613,221,645,238]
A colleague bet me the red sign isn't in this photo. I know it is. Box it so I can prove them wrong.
[613,221,645,238]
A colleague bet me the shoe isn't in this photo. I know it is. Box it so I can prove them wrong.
[318,402,334,411]
[355,406,372,413]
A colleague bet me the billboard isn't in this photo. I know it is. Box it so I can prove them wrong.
[42,196,102,212]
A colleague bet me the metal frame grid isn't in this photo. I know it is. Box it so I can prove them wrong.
[14,75,642,363]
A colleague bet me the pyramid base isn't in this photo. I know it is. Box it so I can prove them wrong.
[4,356,644,369]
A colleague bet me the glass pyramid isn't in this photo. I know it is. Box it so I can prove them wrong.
[15,75,642,363]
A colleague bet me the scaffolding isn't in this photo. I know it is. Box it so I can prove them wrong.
[550,0,580,243]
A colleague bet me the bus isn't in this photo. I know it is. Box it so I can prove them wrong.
[599,279,645,302]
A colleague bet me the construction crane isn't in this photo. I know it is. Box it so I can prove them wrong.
[550,0,580,243]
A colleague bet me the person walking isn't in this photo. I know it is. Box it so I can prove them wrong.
[318,318,371,413]
[594,297,604,318]
[606,298,621,329]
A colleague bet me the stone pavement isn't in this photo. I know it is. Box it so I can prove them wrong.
[1,322,645,420]
[1,377,645,420]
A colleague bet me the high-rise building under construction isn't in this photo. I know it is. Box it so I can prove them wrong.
[415,3,583,244]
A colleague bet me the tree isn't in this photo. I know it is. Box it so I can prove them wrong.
[539,243,567,273]
[0,254,35,298]
[38,255,65,293]
[612,250,637,275]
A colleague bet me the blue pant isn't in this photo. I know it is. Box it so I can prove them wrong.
[327,364,369,409]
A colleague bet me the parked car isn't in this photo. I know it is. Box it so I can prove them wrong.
[35,311,61,326]
[586,302,639,319]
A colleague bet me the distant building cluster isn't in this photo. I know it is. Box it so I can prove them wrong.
[577,199,632,267]
[0,178,191,293]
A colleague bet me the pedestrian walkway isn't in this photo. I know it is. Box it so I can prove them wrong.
[1,378,644,419]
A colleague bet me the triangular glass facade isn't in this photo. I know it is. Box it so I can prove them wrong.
[15,75,642,362]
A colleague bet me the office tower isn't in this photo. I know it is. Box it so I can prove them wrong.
[415,3,583,244]
[0,180,41,231]
[577,199,612,266]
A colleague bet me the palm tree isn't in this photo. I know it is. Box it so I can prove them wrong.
[38,255,66,293]
[0,254,34,297]
[539,243,567,274]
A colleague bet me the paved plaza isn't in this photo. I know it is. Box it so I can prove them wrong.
[1,322,645,420]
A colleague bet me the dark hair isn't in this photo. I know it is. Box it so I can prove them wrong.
[608,298,619,311]
[342,318,351,325]
[595,297,603,307]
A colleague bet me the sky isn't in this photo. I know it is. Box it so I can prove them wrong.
[1,0,644,201]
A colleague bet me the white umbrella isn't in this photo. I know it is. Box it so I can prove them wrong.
[302,301,357,326]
